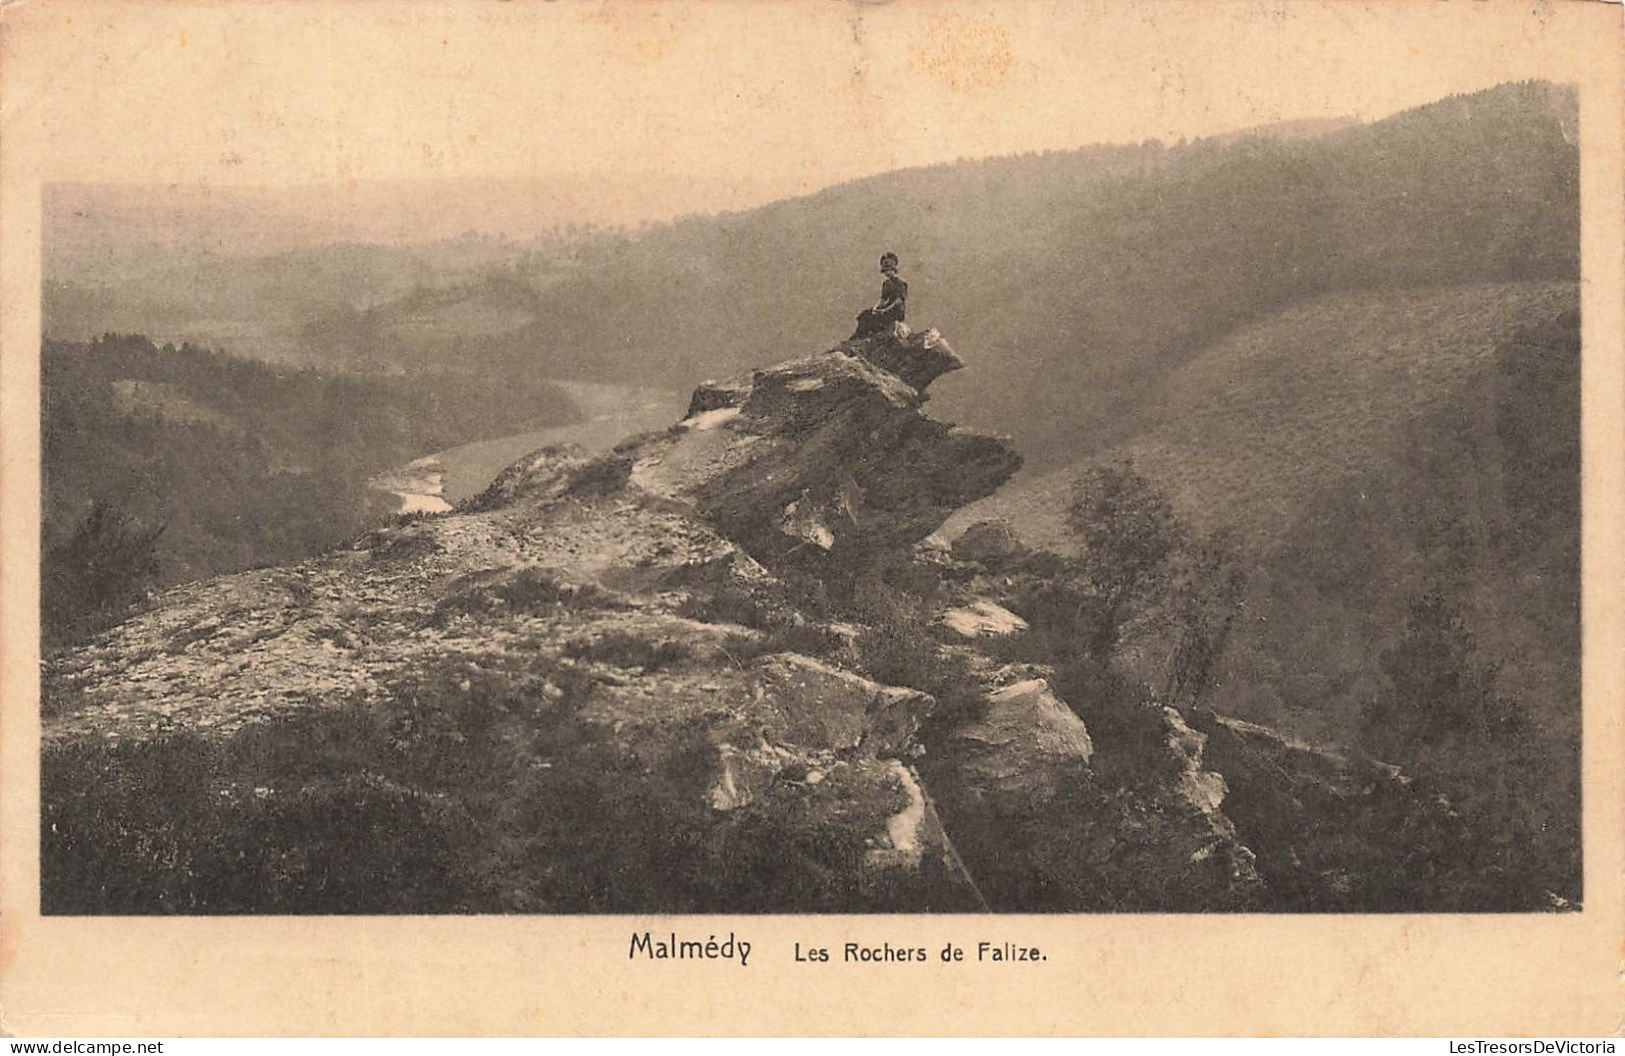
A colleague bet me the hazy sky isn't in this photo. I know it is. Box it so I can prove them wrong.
[6,0,1600,235]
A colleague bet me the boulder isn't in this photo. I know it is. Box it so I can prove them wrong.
[949,676,1093,798]
[747,652,934,757]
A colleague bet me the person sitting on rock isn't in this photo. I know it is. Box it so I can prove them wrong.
[851,252,908,339]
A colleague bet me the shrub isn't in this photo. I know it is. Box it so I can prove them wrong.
[431,567,621,626]
[41,643,939,913]
[675,579,777,630]
[851,586,985,723]
[564,631,692,672]
[42,500,163,645]
[1064,463,1186,656]
[1361,588,1521,758]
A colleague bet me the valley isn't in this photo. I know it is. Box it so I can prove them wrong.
[37,79,1583,914]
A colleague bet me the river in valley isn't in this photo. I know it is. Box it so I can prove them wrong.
[372,380,685,514]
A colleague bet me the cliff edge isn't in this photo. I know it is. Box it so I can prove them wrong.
[43,326,1470,914]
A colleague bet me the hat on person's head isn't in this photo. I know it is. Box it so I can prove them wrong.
[880,251,900,269]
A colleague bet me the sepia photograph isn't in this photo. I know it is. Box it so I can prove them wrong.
[33,24,1585,919]
[3,0,1622,1038]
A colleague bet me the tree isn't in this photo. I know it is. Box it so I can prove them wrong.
[42,500,164,644]
[1158,529,1247,710]
[1064,463,1187,658]
[1360,587,1520,759]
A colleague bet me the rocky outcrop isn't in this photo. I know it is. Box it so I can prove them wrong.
[585,327,1021,566]
[915,658,1266,912]
[1157,708,1264,893]
[42,327,1008,914]
[471,329,1020,575]
[41,324,1480,915]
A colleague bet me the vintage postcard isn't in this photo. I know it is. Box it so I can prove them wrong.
[1,0,1621,1037]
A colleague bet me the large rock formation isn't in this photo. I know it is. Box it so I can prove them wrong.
[41,325,1473,914]
[548,327,1019,566]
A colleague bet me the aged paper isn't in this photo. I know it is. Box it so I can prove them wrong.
[1,0,1622,1037]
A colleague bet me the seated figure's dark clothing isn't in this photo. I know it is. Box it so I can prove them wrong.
[853,274,908,338]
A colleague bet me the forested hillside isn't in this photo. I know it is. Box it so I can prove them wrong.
[45,82,1576,471]
[485,81,1576,464]
[42,234,576,367]
[41,335,580,641]
[947,284,1581,900]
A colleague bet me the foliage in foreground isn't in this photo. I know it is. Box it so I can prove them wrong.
[42,652,945,915]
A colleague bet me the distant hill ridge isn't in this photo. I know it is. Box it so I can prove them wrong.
[490,80,1575,464]
[45,82,1574,465]
[947,279,1577,551]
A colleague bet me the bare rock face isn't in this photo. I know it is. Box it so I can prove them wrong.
[940,599,1029,639]
[948,676,1094,798]
[494,328,1023,571]
[41,326,1009,914]
[839,325,965,391]
[1156,709,1264,893]
[41,323,1477,915]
